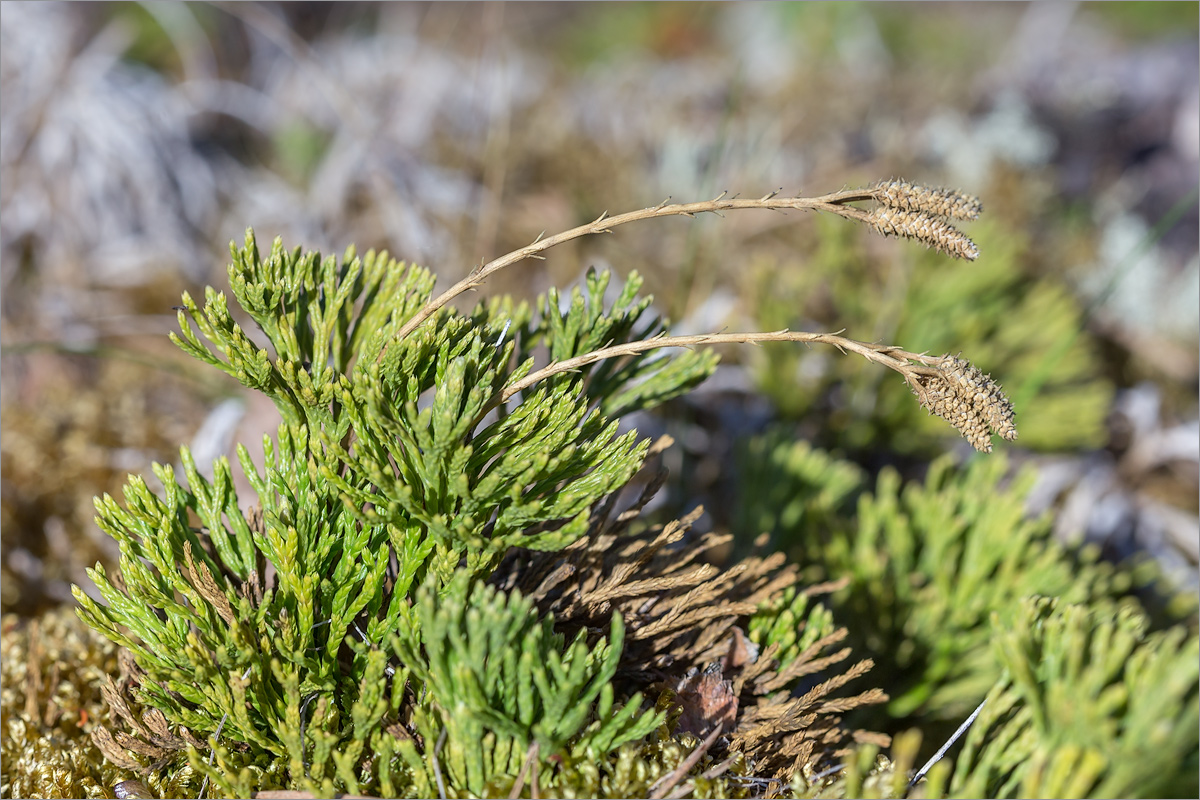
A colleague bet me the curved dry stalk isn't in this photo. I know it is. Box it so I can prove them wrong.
[497,331,1017,452]
[384,189,876,352]
[499,330,940,402]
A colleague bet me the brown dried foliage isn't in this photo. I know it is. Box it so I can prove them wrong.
[491,445,888,782]
[92,658,204,773]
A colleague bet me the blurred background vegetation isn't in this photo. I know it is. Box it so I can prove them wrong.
[1,2,1196,788]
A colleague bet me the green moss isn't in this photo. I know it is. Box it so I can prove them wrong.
[1,608,197,799]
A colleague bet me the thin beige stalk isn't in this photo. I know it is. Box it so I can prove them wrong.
[499,330,941,402]
[385,190,875,350]
[498,333,1017,452]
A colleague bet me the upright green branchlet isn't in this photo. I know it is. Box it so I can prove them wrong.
[389,576,662,796]
[737,441,1198,798]
[950,597,1199,799]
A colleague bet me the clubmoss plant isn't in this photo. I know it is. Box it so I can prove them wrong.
[946,597,1199,799]
[735,435,1199,799]
[70,180,1017,798]
[738,445,1140,724]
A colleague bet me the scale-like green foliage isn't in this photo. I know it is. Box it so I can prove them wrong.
[72,231,723,797]
[172,231,437,430]
[737,440,1140,725]
[516,268,720,418]
[737,435,1199,799]
[390,576,663,796]
[947,598,1199,799]
[322,346,648,569]
[64,215,1194,799]
[747,585,841,672]
[73,422,405,764]
[734,432,867,559]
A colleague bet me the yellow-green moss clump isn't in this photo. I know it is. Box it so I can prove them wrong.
[1,608,195,799]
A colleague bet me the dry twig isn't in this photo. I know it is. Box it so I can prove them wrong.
[649,723,725,800]
[494,332,1015,451]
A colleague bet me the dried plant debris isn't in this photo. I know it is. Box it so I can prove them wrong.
[92,662,206,773]
[492,474,889,785]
